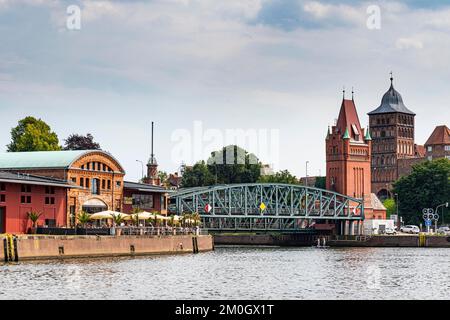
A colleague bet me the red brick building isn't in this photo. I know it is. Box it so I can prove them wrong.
[368,76,418,200]
[0,150,125,226]
[425,125,450,161]
[0,171,73,233]
[122,181,169,215]
[326,93,386,221]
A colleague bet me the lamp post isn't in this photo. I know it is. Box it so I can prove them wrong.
[436,202,449,226]
[136,160,144,181]
[305,161,309,187]
[394,193,399,228]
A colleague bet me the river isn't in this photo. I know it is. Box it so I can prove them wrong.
[1,246,449,300]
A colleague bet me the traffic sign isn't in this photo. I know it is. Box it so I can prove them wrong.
[204,204,212,213]
[425,219,432,227]
[259,202,266,211]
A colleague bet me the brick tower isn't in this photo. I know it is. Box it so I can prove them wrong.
[368,74,416,200]
[326,91,381,223]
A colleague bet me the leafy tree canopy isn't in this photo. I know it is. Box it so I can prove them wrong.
[382,198,396,219]
[63,133,101,150]
[393,158,450,224]
[258,170,299,184]
[7,116,61,152]
[182,145,262,187]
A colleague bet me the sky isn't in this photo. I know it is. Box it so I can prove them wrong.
[0,0,449,182]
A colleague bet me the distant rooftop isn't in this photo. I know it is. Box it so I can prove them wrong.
[0,171,74,188]
[425,125,450,146]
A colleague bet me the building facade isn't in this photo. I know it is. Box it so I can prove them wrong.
[424,125,450,161]
[326,95,386,220]
[0,171,72,233]
[0,150,125,226]
[368,76,417,199]
[122,181,169,215]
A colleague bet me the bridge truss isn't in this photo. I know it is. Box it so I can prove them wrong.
[168,183,364,231]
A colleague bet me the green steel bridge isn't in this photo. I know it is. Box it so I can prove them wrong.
[168,183,364,232]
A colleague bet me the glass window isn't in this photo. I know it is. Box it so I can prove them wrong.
[0,183,5,191]
[80,178,84,187]
[132,194,154,209]
[427,146,432,152]
[107,180,111,190]
[21,185,32,193]
[445,145,450,151]
[0,194,5,202]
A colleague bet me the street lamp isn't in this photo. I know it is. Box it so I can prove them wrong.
[436,202,449,226]
[394,193,400,228]
[305,161,309,187]
[136,160,144,181]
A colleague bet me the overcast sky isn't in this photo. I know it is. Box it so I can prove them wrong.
[1,0,449,182]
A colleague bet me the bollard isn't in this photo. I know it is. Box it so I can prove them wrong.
[13,236,18,262]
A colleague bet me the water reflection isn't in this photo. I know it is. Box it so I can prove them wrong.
[1,246,450,300]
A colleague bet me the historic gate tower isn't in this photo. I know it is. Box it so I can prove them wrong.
[368,75,416,200]
[326,92,383,230]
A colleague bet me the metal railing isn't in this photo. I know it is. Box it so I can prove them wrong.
[114,227,209,236]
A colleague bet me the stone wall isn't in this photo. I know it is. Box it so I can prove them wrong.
[2,234,213,261]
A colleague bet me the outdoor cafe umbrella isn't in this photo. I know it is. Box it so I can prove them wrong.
[90,210,130,220]
[130,211,153,220]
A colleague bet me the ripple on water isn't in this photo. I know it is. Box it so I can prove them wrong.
[1,247,450,299]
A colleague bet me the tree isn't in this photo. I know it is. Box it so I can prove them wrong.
[314,177,326,189]
[77,211,91,228]
[27,211,43,229]
[181,161,215,188]
[181,145,262,188]
[393,158,450,225]
[63,133,101,150]
[7,116,61,152]
[382,198,396,219]
[258,170,299,184]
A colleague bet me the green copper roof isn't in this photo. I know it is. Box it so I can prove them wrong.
[364,128,372,141]
[342,127,350,139]
[0,150,123,171]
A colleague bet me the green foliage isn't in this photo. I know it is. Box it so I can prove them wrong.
[112,214,126,226]
[393,158,450,224]
[382,198,397,219]
[77,211,91,227]
[314,176,326,189]
[182,145,262,188]
[258,170,299,184]
[7,116,61,152]
[27,211,43,228]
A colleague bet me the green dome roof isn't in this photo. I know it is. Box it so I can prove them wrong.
[0,150,125,172]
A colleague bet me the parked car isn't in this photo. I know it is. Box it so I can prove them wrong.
[385,227,397,235]
[437,226,450,235]
[400,225,420,234]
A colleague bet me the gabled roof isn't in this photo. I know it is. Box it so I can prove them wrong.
[0,150,125,173]
[425,125,450,146]
[336,99,363,142]
[0,171,75,188]
[370,193,387,211]
[368,77,415,116]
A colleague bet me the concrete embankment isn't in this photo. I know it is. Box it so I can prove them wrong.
[214,233,316,246]
[1,234,213,262]
[328,235,450,248]
[214,233,450,248]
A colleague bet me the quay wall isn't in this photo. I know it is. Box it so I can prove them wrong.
[214,234,316,246]
[214,234,450,248]
[1,234,213,261]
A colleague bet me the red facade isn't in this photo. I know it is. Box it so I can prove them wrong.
[0,182,67,234]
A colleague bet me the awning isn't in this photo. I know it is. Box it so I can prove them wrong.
[82,198,108,208]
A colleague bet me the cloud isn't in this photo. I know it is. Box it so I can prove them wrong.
[396,37,424,50]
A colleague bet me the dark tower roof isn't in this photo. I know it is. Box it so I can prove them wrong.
[368,75,415,116]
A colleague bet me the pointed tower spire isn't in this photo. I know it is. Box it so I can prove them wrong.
[364,125,372,141]
[390,71,394,87]
[342,86,346,100]
[343,127,350,140]
[351,87,354,101]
